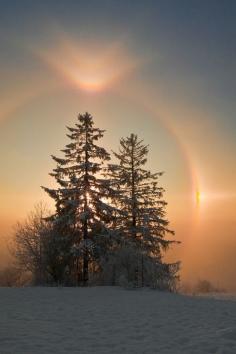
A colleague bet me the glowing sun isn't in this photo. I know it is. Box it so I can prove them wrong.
[38,37,139,93]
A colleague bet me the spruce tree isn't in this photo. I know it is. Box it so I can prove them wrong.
[43,113,116,285]
[108,133,179,289]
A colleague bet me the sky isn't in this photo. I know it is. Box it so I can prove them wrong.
[0,0,236,289]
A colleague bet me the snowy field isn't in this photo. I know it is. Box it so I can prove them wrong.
[1,287,236,354]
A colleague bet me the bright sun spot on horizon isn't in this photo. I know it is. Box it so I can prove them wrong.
[196,189,201,205]
[196,189,208,206]
[195,189,236,207]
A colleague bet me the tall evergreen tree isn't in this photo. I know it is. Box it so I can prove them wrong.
[42,113,116,285]
[108,134,179,288]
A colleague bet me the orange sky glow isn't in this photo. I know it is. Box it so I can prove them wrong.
[0,3,236,290]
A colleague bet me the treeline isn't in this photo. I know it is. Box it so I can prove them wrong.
[12,112,180,290]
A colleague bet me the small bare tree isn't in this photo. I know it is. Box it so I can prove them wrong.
[12,203,51,285]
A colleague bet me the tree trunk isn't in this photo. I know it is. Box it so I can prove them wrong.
[83,120,89,286]
[131,137,137,239]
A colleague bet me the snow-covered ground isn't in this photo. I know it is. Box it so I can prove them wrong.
[1,287,236,354]
[196,292,236,302]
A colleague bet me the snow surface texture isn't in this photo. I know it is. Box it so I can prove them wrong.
[1,287,236,354]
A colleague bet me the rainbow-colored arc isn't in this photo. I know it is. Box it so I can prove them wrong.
[0,37,200,233]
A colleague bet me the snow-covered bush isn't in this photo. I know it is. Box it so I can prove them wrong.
[99,246,179,291]
[194,279,224,294]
